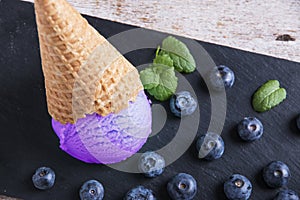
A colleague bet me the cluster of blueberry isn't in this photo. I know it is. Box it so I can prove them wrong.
[31,65,300,199]
[194,116,264,161]
[32,166,106,200]
[31,158,299,200]
[124,172,197,200]
[30,151,193,200]
[124,151,198,200]
[167,65,300,200]
[170,66,264,162]
[168,65,235,119]
[30,151,194,200]
[195,117,263,158]
[224,161,299,200]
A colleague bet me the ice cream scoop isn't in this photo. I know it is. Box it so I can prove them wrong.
[34,0,152,163]
[52,91,151,164]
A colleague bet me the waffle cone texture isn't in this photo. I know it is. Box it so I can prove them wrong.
[34,0,143,124]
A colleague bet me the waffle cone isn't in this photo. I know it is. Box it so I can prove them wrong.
[34,0,143,124]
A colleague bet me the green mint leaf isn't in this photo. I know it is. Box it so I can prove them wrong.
[140,64,178,101]
[147,85,173,101]
[139,67,160,90]
[153,52,174,68]
[160,51,196,73]
[252,80,287,112]
[159,36,196,73]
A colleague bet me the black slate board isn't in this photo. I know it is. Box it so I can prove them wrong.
[0,0,300,199]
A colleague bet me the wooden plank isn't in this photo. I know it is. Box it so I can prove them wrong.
[22,0,300,62]
[0,195,22,200]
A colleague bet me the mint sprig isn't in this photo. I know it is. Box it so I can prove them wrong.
[252,80,287,112]
[140,64,178,101]
[139,36,195,101]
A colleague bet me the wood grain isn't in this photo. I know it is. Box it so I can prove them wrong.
[21,0,300,62]
[0,195,22,200]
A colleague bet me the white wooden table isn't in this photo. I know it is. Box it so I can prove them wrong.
[22,0,300,62]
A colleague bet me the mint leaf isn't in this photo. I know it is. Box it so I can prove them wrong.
[140,64,178,101]
[139,67,160,89]
[153,47,174,67]
[147,85,173,101]
[159,36,196,73]
[252,80,287,112]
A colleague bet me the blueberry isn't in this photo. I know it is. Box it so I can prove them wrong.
[263,161,291,188]
[224,174,252,200]
[124,186,156,200]
[208,65,235,91]
[296,114,300,131]
[237,117,263,141]
[170,91,197,117]
[167,173,197,200]
[196,132,225,160]
[138,151,165,178]
[274,189,299,200]
[79,180,104,200]
[32,167,55,190]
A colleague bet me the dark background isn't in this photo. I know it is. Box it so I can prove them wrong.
[0,0,299,199]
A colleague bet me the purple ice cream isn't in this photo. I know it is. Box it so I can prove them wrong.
[52,91,152,164]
